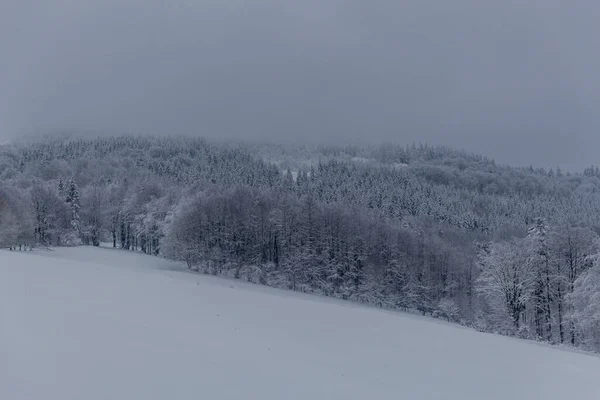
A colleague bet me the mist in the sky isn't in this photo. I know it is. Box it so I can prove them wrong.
[1,0,599,171]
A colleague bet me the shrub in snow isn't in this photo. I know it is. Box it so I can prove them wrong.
[434,298,461,322]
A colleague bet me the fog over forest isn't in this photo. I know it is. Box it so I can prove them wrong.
[2,1,600,170]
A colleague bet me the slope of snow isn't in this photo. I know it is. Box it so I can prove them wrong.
[1,247,600,399]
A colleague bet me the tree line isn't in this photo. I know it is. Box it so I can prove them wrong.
[2,135,600,351]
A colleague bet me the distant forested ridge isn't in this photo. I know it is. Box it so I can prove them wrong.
[2,135,600,351]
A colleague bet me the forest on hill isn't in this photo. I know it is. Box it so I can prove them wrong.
[2,135,600,351]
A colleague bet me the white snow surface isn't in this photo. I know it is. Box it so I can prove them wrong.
[1,247,600,399]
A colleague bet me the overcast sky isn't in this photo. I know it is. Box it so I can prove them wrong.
[1,1,599,170]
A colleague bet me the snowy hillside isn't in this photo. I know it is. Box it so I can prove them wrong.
[2,247,600,400]
[5,137,600,352]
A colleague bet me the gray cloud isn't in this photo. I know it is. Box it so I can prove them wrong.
[1,0,599,170]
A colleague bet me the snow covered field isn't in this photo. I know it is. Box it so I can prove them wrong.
[1,247,600,399]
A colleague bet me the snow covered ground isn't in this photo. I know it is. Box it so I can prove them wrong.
[1,247,600,399]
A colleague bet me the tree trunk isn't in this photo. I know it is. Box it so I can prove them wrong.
[557,285,564,344]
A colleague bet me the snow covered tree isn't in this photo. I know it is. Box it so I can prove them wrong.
[0,196,19,249]
[65,178,81,236]
[550,226,599,345]
[81,185,107,246]
[31,184,71,246]
[528,218,553,341]
[567,255,600,351]
[477,239,537,334]
[57,177,65,197]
